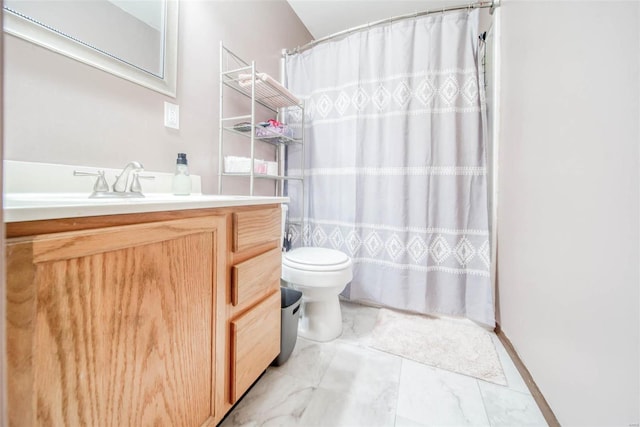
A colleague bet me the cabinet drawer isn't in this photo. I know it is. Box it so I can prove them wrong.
[232,247,281,307]
[233,208,281,252]
[230,291,280,403]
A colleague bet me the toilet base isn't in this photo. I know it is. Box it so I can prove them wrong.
[297,296,343,342]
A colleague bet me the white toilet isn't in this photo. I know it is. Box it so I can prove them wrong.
[282,247,353,342]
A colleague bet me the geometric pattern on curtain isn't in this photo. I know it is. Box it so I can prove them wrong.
[285,9,494,326]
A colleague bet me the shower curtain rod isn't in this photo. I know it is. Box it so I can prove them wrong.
[285,0,499,55]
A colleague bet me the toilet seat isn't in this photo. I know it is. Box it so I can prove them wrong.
[283,247,352,272]
[282,247,353,289]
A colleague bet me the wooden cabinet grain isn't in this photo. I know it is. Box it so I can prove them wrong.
[231,247,281,307]
[214,205,282,416]
[6,204,282,426]
[232,207,281,253]
[7,216,226,427]
[230,291,280,402]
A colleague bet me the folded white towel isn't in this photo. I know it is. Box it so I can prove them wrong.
[236,72,301,105]
[238,72,268,85]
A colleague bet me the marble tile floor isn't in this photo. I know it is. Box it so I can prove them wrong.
[220,301,548,427]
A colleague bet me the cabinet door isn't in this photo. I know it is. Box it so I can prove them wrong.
[6,216,225,427]
[230,291,280,403]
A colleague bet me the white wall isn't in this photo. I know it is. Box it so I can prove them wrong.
[4,0,312,195]
[497,1,639,426]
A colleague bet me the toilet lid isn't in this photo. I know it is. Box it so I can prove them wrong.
[283,247,351,271]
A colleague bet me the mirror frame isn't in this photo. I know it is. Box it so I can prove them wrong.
[3,0,178,97]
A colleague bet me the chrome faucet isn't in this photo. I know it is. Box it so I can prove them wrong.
[113,161,144,193]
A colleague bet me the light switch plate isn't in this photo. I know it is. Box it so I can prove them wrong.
[164,101,180,129]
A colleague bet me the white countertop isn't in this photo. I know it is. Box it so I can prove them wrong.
[4,193,288,222]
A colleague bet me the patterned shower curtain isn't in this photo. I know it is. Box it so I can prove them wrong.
[284,9,494,326]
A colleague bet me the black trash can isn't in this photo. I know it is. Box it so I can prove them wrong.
[272,286,302,366]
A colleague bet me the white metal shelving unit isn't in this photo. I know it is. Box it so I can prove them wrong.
[218,42,305,227]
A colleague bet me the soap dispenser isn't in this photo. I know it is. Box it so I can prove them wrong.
[172,152,192,195]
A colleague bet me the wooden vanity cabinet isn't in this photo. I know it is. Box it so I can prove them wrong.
[6,204,283,427]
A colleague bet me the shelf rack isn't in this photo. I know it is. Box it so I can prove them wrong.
[221,66,300,110]
[218,42,305,226]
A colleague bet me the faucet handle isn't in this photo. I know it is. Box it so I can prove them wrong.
[94,171,110,193]
[131,173,155,193]
[74,170,109,193]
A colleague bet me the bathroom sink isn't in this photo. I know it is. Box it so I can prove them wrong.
[5,193,126,207]
[4,192,261,207]
[3,192,288,222]
[2,161,288,223]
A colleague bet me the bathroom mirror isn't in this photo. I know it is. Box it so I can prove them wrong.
[3,0,178,97]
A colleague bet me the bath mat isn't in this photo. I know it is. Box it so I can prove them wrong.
[369,309,507,385]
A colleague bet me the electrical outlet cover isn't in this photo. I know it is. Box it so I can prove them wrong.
[164,101,180,129]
